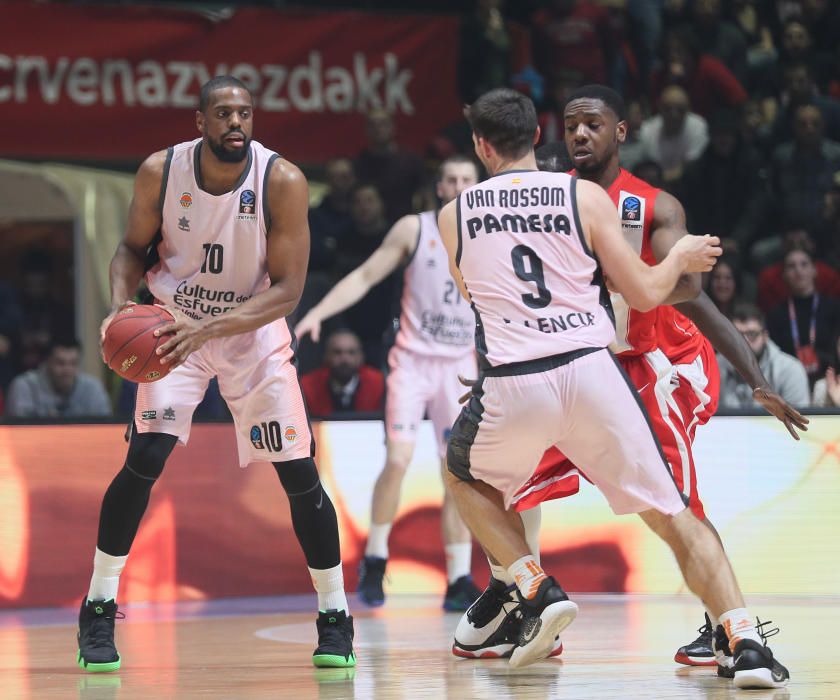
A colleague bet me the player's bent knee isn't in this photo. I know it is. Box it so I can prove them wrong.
[125,430,177,481]
[383,455,411,474]
[272,457,321,497]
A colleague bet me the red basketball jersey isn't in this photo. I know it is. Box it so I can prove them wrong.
[578,168,659,356]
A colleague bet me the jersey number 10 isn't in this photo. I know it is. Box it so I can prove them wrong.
[201,243,224,274]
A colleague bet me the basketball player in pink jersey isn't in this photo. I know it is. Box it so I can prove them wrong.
[76,77,355,673]
[456,86,804,675]
[439,88,789,688]
[296,156,488,611]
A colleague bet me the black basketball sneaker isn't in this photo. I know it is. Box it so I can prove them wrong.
[674,613,716,666]
[312,610,356,668]
[718,618,789,688]
[357,556,386,607]
[452,577,564,659]
[508,576,578,669]
[443,574,482,612]
[77,598,123,673]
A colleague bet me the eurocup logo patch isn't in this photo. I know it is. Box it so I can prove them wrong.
[239,189,256,215]
[622,196,641,221]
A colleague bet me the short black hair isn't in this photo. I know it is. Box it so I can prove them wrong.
[464,88,538,160]
[199,76,252,113]
[437,154,480,181]
[47,336,82,355]
[563,84,627,121]
[325,328,362,347]
[731,302,765,328]
[535,141,572,173]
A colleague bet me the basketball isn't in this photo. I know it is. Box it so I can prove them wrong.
[103,304,175,383]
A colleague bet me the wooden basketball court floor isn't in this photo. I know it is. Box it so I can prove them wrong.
[1,593,836,699]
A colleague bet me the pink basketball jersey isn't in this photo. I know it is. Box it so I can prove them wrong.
[147,138,292,353]
[456,169,615,368]
[393,211,475,358]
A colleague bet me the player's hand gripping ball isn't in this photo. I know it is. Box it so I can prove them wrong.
[102,305,175,382]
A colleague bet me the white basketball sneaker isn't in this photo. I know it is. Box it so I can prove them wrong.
[452,577,564,659]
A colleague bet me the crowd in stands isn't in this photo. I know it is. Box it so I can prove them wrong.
[4,0,840,418]
[297,0,840,416]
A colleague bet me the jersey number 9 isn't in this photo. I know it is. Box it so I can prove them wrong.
[511,245,551,309]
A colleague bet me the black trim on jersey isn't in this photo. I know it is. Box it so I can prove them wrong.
[402,213,423,269]
[143,230,163,275]
[471,302,491,371]
[287,326,317,459]
[570,176,594,259]
[193,141,254,195]
[607,350,686,502]
[446,374,486,483]
[592,263,616,329]
[262,152,281,231]
[158,147,174,214]
[455,194,463,267]
[456,194,489,368]
[483,346,601,377]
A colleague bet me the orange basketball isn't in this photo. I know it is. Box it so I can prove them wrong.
[103,305,175,383]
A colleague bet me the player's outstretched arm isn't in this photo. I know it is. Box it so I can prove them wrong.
[650,191,702,305]
[581,180,721,312]
[295,215,417,342]
[675,291,809,439]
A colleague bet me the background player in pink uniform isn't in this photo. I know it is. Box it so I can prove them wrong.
[440,88,790,689]
[77,77,355,673]
[455,85,807,671]
[296,157,486,610]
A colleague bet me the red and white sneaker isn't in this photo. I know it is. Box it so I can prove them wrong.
[674,614,717,666]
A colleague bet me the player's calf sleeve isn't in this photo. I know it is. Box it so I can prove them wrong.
[97,432,176,556]
[273,458,341,570]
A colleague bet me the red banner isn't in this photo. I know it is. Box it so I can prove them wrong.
[0,3,461,163]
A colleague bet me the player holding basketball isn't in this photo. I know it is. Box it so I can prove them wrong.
[296,156,488,611]
[453,85,805,674]
[440,87,789,689]
[77,76,355,672]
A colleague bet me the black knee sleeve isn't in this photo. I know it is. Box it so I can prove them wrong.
[273,458,341,569]
[97,432,177,556]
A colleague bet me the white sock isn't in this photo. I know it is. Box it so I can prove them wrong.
[520,506,542,563]
[309,563,349,613]
[508,555,547,600]
[365,523,392,559]
[719,607,761,646]
[87,548,128,602]
[489,561,514,585]
[445,542,472,584]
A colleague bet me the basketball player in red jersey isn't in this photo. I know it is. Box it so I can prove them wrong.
[454,85,805,675]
